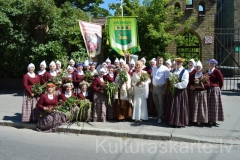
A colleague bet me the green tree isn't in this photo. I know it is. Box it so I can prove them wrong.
[108,0,196,60]
[0,0,90,77]
[54,0,111,17]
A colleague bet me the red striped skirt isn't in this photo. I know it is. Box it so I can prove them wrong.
[167,88,189,127]
[207,87,224,122]
[93,92,107,122]
[190,90,208,123]
[21,92,39,122]
[36,110,66,132]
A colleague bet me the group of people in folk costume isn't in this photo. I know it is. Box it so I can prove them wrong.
[22,55,224,132]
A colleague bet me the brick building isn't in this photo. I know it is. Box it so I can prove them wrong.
[165,0,217,69]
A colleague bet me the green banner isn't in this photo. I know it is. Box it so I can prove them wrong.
[108,17,140,56]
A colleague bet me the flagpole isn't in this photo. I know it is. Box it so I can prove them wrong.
[121,0,123,17]
[120,0,126,62]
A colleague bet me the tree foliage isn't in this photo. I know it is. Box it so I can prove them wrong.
[54,0,111,17]
[108,0,196,61]
[0,0,90,77]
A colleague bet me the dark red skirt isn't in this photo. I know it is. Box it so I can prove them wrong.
[165,89,189,127]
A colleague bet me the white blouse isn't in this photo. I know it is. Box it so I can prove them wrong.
[27,72,36,78]
[173,67,189,89]
[50,71,57,76]
[208,67,215,74]
[98,76,104,82]
[77,70,84,75]
[187,68,194,73]
[195,71,203,79]
[82,91,88,97]
[48,94,53,100]
[65,91,72,98]
[38,70,46,75]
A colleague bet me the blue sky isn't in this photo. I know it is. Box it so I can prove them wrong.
[99,0,201,15]
[99,0,120,15]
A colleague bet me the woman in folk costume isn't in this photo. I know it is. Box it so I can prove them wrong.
[189,61,210,125]
[186,59,197,117]
[128,59,135,77]
[99,62,108,75]
[90,62,98,76]
[22,63,40,122]
[114,64,133,121]
[36,83,66,132]
[58,83,76,103]
[114,58,120,69]
[167,58,189,127]
[58,83,79,121]
[72,62,84,94]
[140,57,147,71]
[104,65,115,82]
[49,61,58,77]
[105,57,112,67]
[165,59,172,72]
[131,61,151,122]
[84,59,90,73]
[55,60,62,74]
[103,65,115,119]
[92,68,108,122]
[38,60,52,85]
[119,58,126,70]
[206,59,224,125]
[69,59,76,70]
[187,59,197,75]
[66,65,74,79]
[78,81,91,101]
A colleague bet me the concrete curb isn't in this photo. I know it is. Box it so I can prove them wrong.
[1,120,240,145]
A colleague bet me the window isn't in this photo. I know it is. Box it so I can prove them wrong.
[198,1,205,16]
[186,0,193,8]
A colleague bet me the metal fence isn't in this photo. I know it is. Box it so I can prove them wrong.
[214,28,240,91]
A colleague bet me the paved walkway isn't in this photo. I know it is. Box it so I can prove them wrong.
[0,91,240,144]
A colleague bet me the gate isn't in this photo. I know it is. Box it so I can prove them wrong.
[214,28,240,91]
[176,32,201,65]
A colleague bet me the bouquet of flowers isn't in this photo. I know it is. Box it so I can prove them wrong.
[47,70,67,89]
[84,71,93,82]
[168,72,180,96]
[31,83,46,98]
[93,72,98,77]
[62,77,73,84]
[194,74,209,90]
[140,72,149,82]
[118,70,128,83]
[100,81,118,105]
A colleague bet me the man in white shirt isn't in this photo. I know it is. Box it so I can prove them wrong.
[151,56,170,123]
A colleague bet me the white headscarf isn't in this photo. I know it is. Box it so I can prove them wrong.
[105,57,111,63]
[119,58,126,64]
[195,60,203,68]
[69,59,75,64]
[49,61,56,67]
[114,58,119,63]
[165,59,172,66]
[27,63,35,71]
[141,57,146,63]
[40,60,46,68]
[56,60,61,66]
